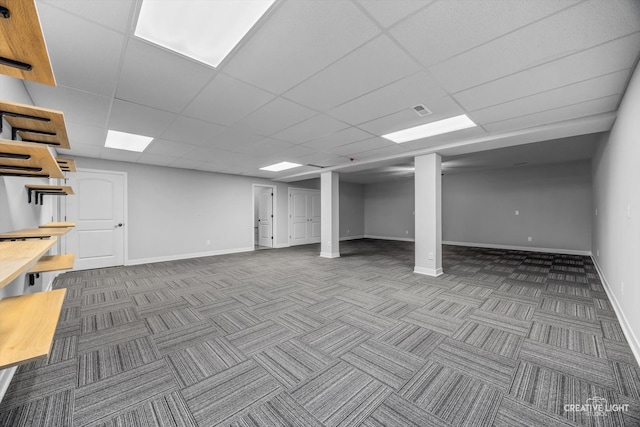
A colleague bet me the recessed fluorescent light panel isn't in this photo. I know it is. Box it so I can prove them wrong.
[135,0,275,68]
[105,130,154,152]
[382,114,477,144]
[260,161,302,172]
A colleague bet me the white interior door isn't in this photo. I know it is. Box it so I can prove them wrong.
[66,170,125,270]
[258,188,273,247]
[289,189,321,246]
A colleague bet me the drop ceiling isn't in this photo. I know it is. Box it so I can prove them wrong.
[21,0,640,183]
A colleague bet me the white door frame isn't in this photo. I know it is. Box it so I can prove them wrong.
[252,184,277,250]
[68,168,129,268]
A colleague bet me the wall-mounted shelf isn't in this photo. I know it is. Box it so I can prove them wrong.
[25,184,74,205]
[0,227,70,241]
[0,139,65,178]
[0,101,69,149]
[55,157,76,172]
[0,239,56,288]
[0,0,56,86]
[0,289,66,369]
[39,222,76,228]
[27,253,75,285]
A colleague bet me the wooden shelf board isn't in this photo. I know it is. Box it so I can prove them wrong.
[0,227,69,240]
[39,222,76,228]
[29,254,75,274]
[0,101,69,149]
[0,239,56,288]
[0,0,56,86]
[25,184,74,195]
[0,289,67,369]
[0,139,65,179]
[55,157,76,172]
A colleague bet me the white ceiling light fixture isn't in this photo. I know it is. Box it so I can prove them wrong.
[260,161,302,172]
[135,0,276,68]
[382,114,477,144]
[105,130,154,152]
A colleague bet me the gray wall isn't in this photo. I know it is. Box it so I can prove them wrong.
[339,181,365,239]
[72,157,320,262]
[364,178,415,240]
[592,63,640,359]
[443,161,592,252]
[362,161,593,253]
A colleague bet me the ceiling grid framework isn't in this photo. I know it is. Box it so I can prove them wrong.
[18,0,640,182]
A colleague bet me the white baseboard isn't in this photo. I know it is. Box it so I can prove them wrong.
[592,256,640,366]
[0,366,17,404]
[340,235,365,241]
[126,247,254,266]
[274,242,290,248]
[443,241,592,256]
[414,266,443,277]
[364,235,415,242]
[320,252,340,259]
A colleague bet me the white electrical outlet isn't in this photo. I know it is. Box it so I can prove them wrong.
[206,240,211,246]
[515,210,519,215]
[528,236,532,242]
[405,230,409,235]
[428,252,434,260]
[596,249,600,257]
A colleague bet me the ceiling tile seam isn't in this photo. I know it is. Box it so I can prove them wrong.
[479,93,622,127]
[423,0,591,72]
[109,97,181,137]
[277,32,389,100]
[351,0,435,33]
[463,68,633,113]
[302,130,381,151]
[39,1,133,36]
[446,30,640,97]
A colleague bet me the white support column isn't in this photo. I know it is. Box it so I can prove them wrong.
[414,153,443,276]
[320,171,340,258]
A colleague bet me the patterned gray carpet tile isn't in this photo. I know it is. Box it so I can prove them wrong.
[182,359,282,426]
[2,240,639,426]
[290,361,391,427]
[74,359,177,426]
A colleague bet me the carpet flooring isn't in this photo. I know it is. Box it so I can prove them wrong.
[1,239,639,426]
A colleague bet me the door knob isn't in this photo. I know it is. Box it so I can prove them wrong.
[115,223,123,228]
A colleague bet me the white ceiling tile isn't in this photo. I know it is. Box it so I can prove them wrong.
[160,116,227,146]
[350,144,410,160]
[223,0,381,94]
[180,146,238,163]
[483,95,620,134]
[116,39,215,113]
[355,0,432,28]
[331,137,393,156]
[470,70,631,125]
[232,138,296,157]
[64,122,108,147]
[430,0,640,92]
[327,72,447,125]
[302,127,373,150]
[37,0,135,33]
[108,99,176,137]
[168,158,207,170]
[390,0,580,68]
[284,35,420,111]
[100,147,142,163]
[183,74,275,126]
[271,115,349,144]
[357,95,464,136]
[25,83,111,128]
[235,98,316,136]
[212,128,266,152]
[454,32,640,111]
[37,3,125,96]
[145,138,198,157]
[137,152,176,167]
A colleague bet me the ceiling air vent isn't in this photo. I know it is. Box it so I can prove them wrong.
[412,104,431,117]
